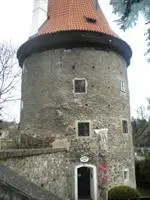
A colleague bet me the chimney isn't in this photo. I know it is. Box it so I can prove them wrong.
[31,0,48,35]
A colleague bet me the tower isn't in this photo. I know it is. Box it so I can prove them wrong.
[16,0,136,199]
[31,0,48,35]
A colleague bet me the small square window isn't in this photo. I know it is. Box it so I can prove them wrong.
[122,120,128,133]
[121,81,126,92]
[74,79,86,93]
[78,122,90,136]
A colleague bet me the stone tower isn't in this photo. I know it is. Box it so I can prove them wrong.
[17,0,136,199]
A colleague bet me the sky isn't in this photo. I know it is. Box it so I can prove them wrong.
[0,0,149,122]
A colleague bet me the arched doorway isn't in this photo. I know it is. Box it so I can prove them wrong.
[75,164,97,200]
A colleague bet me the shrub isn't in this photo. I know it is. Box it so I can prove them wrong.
[108,185,139,199]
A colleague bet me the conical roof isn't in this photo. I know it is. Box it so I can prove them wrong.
[17,0,132,67]
[38,0,117,37]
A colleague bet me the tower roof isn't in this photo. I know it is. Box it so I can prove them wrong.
[17,0,132,67]
[38,0,117,37]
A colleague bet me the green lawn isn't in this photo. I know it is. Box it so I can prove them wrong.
[138,187,150,197]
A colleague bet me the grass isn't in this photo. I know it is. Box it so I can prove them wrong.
[138,187,150,197]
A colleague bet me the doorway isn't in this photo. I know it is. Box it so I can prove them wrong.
[75,164,97,200]
[78,167,91,199]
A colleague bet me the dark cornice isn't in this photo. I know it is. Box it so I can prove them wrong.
[17,31,132,67]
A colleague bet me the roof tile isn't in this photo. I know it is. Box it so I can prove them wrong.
[38,0,118,37]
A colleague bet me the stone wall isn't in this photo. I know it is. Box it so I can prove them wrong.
[1,148,106,200]
[1,152,69,199]
[1,145,135,200]
[0,164,61,200]
[0,184,28,200]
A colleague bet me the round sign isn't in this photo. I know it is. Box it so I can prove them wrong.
[80,156,89,163]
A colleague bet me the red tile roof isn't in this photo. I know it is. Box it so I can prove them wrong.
[38,0,118,38]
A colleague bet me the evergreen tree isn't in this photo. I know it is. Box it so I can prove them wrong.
[110,0,150,56]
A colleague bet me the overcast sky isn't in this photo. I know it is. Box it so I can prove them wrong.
[0,0,149,121]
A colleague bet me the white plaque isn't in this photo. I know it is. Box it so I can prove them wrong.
[94,128,108,150]
[80,156,89,163]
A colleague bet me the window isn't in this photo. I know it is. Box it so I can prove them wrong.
[86,17,97,24]
[74,79,87,93]
[123,169,129,181]
[122,120,128,134]
[78,122,90,136]
[121,81,126,92]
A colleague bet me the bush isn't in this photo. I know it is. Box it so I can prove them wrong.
[108,185,139,199]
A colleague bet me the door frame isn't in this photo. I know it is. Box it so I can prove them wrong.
[75,164,97,200]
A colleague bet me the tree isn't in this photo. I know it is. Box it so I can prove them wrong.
[137,105,149,120]
[110,0,150,57]
[131,99,150,147]
[0,41,21,120]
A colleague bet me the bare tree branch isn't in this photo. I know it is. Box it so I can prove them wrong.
[0,41,21,120]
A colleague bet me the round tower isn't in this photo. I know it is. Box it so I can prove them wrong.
[17,0,136,199]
